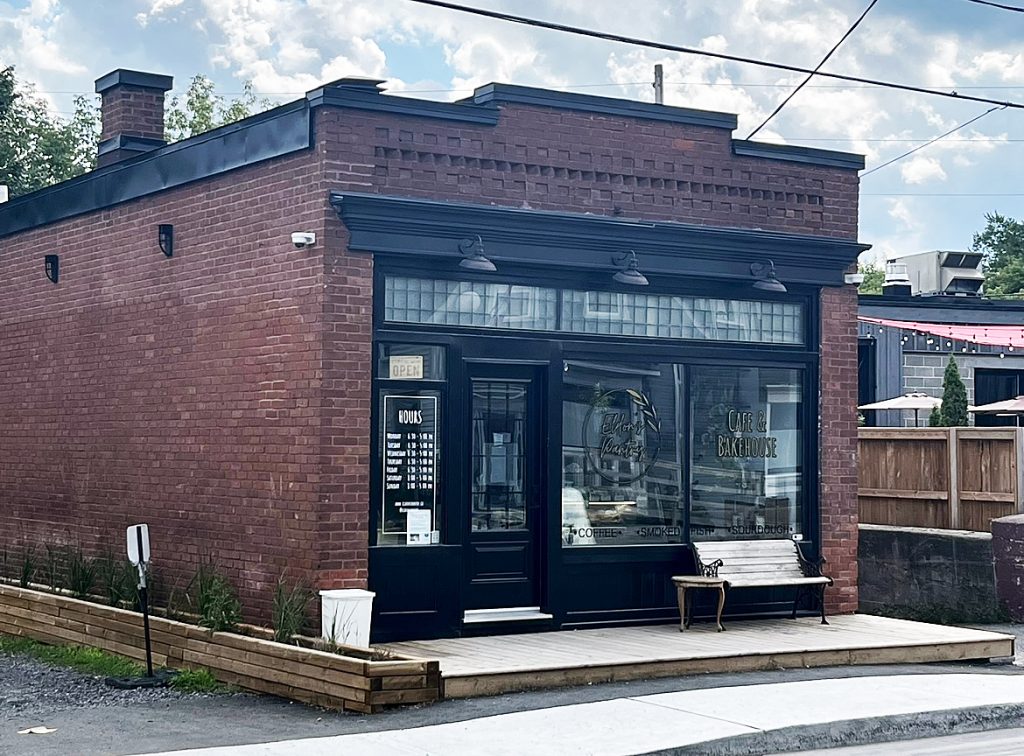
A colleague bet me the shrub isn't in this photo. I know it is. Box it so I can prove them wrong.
[940,356,969,427]
[65,545,97,599]
[271,577,312,644]
[19,545,35,589]
[96,551,137,607]
[42,544,66,593]
[189,562,242,632]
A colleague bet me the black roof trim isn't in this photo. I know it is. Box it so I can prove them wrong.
[332,192,868,287]
[732,140,865,170]
[306,85,499,125]
[861,294,1024,313]
[468,83,738,130]
[95,69,173,94]
[97,134,167,156]
[0,100,312,239]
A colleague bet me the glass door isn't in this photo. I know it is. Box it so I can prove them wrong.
[465,364,542,609]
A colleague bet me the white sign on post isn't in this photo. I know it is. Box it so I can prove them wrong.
[127,524,151,566]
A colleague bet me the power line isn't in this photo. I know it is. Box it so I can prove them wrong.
[965,0,1024,11]
[747,0,878,139]
[403,0,1024,110]
[861,105,1007,176]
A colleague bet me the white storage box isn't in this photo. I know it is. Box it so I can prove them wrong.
[319,589,375,648]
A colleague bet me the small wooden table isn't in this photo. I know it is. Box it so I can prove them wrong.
[672,575,726,632]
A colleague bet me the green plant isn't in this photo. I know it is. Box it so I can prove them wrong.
[19,545,36,588]
[65,545,97,599]
[170,667,226,693]
[928,404,943,427]
[0,635,145,678]
[189,562,242,632]
[42,543,66,593]
[271,577,312,644]
[939,356,969,427]
[96,551,136,607]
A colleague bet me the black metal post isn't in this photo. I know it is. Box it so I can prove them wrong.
[139,583,154,678]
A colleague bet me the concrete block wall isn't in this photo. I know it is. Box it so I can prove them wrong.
[901,352,1012,427]
[859,524,1000,621]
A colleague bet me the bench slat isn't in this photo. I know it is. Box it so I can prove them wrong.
[725,576,831,587]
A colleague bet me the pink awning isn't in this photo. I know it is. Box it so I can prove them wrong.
[859,316,1024,349]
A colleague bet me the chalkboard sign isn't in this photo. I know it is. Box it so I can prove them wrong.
[381,394,438,535]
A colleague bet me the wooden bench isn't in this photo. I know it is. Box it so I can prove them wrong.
[682,539,832,629]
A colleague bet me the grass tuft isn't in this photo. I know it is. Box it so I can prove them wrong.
[169,667,227,693]
[0,634,144,678]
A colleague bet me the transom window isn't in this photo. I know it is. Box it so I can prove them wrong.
[384,276,804,346]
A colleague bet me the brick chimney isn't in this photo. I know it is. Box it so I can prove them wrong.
[94,69,173,168]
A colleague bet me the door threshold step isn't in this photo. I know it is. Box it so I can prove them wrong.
[463,607,554,624]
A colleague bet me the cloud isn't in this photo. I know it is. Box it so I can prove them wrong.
[0,0,87,79]
[900,155,947,184]
[135,0,185,27]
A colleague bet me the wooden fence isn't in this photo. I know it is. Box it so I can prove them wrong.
[859,428,1024,532]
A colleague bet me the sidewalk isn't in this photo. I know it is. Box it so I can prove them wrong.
[141,673,1024,756]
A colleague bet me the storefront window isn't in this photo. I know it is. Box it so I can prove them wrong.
[383,276,805,347]
[384,276,557,330]
[689,367,803,541]
[561,290,803,345]
[561,360,683,546]
[378,390,440,546]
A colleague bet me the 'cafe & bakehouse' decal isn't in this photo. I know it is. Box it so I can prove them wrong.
[716,408,778,459]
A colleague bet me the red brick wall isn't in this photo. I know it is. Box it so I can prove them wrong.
[0,96,861,626]
[320,103,859,238]
[0,151,332,622]
[819,284,860,612]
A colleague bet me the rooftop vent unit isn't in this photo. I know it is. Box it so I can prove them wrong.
[891,250,984,297]
[882,261,911,297]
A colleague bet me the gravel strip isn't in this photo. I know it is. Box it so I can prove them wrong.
[0,646,247,715]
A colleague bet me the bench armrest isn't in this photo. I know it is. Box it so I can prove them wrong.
[697,557,724,578]
[795,542,828,579]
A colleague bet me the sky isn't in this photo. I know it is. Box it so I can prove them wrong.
[1,0,1022,265]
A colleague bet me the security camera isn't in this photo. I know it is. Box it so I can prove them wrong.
[291,232,316,249]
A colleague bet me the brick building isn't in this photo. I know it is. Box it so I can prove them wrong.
[0,69,865,641]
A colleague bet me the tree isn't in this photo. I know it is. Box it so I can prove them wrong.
[928,404,942,427]
[971,212,1024,298]
[858,262,884,295]
[939,356,969,427]
[166,76,272,142]
[1,68,271,198]
[1,66,99,197]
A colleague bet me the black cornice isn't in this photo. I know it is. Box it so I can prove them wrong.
[0,101,312,238]
[331,192,869,287]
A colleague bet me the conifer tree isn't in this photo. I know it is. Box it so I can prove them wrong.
[939,356,968,427]
[928,404,943,427]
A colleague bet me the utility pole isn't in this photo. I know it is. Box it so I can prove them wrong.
[653,64,664,105]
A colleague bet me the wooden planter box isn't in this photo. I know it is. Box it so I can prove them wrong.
[0,583,440,713]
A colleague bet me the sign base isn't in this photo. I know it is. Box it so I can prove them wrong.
[105,670,175,690]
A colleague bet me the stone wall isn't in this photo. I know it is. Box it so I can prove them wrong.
[992,514,1024,621]
[858,523,1001,621]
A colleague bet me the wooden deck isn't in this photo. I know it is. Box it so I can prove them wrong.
[386,615,1015,699]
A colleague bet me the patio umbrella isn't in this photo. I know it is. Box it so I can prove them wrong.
[858,392,942,427]
[969,396,1024,415]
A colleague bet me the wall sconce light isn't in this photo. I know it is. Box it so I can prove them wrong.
[612,251,649,286]
[458,235,496,272]
[750,259,787,293]
[44,254,59,284]
[158,224,174,258]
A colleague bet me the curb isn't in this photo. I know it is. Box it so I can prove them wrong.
[642,702,1024,755]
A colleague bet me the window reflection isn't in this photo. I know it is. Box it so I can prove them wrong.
[561,361,682,546]
[690,367,803,541]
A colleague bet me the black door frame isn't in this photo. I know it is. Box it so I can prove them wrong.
[463,361,546,609]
